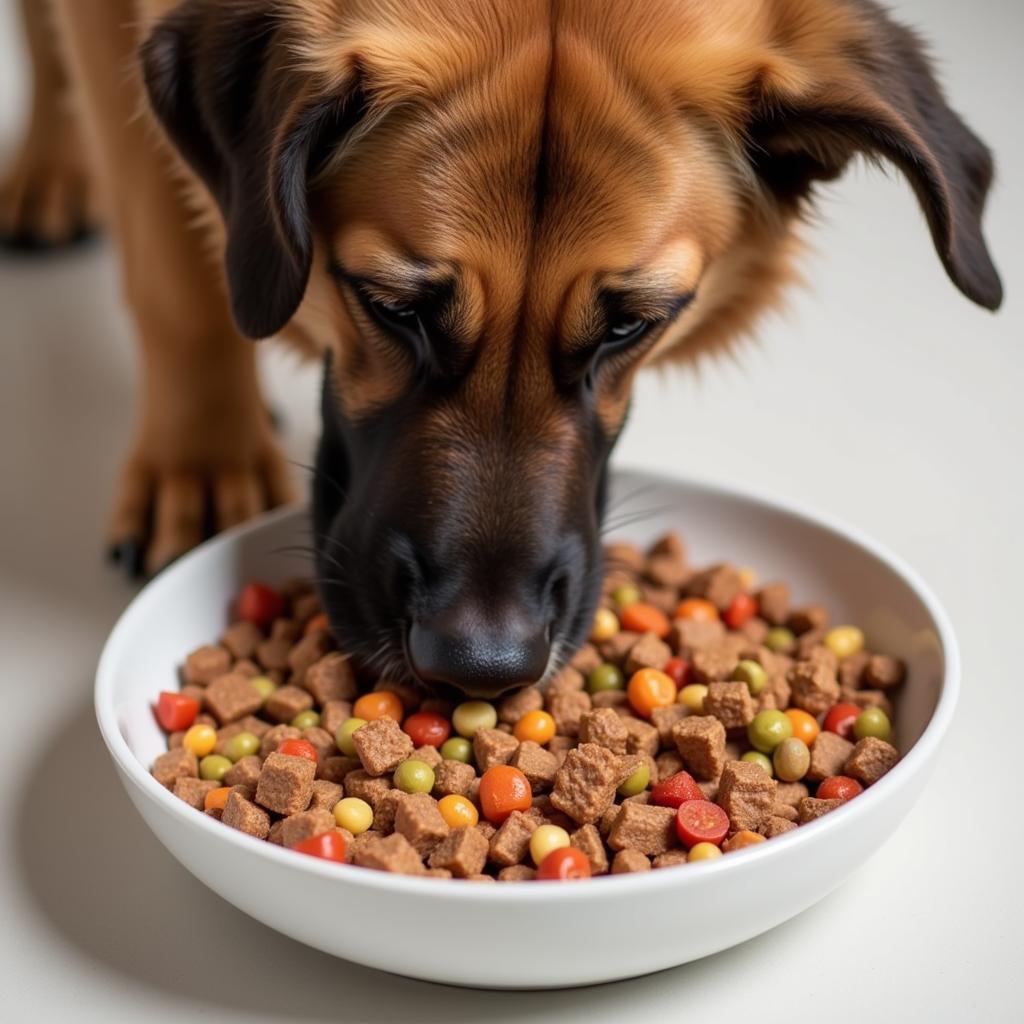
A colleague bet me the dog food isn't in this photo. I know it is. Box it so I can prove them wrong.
[151,532,905,881]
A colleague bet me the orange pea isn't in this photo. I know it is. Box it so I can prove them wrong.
[619,602,671,639]
[513,709,556,745]
[437,794,480,829]
[627,668,677,718]
[478,765,533,824]
[785,708,820,746]
[353,690,404,722]
[303,612,330,637]
[675,598,719,622]
[204,786,231,812]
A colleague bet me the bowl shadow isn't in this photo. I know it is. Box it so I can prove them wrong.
[15,695,854,1020]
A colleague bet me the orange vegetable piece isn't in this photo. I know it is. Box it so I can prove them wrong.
[785,708,820,746]
[204,787,231,812]
[723,829,766,852]
[437,794,480,828]
[478,765,532,824]
[353,690,404,722]
[627,668,677,718]
[303,612,330,636]
[619,602,670,639]
[513,710,556,745]
[674,598,719,622]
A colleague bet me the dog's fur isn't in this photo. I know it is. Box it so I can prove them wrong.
[7,0,1001,690]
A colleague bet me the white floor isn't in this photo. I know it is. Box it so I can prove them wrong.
[1,0,1021,1020]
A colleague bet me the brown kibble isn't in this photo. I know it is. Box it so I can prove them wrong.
[863,654,906,690]
[264,684,314,725]
[569,645,602,676]
[220,622,263,661]
[255,636,292,672]
[624,632,672,676]
[343,769,393,811]
[172,776,221,810]
[497,865,537,881]
[755,583,790,626]
[203,672,264,725]
[838,650,871,689]
[762,814,799,838]
[222,790,271,839]
[684,564,741,611]
[223,755,262,789]
[807,731,855,782]
[787,660,840,716]
[607,802,677,856]
[352,717,415,776]
[303,652,358,705]
[598,630,641,664]
[671,716,726,781]
[509,741,559,790]
[488,810,539,866]
[280,808,336,848]
[670,618,727,657]
[352,833,424,875]
[432,758,477,797]
[548,690,592,737]
[623,716,660,757]
[372,789,408,833]
[184,645,232,686]
[550,743,628,824]
[611,849,651,874]
[650,704,689,746]
[152,747,198,790]
[703,680,756,729]
[844,736,899,785]
[652,849,690,869]
[320,755,360,784]
[428,826,489,877]
[798,797,844,823]
[498,685,543,724]
[570,823,609,875]
[787,604,829,635]
[255,751,316,815]
[473,728,520,771]
[287,631,334,686]
[655,751,685,781]
[309,779,344,812]
[547,666,586,696]
[394,792,449,857]
[774,782,810,808]
[691,643,742,684]
[578,708,629,754]
[319,700,353,739]
[717,760,777,832]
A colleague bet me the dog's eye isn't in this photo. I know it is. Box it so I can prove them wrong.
[367,297,423,340]
[605,317,650,347]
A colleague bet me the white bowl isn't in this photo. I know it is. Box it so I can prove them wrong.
[95,469,957,989]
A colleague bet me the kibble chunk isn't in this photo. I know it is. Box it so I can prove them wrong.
[611,849,651,874]
[343,769,392,810]
[717,760,776,832]
[807,731,855,782]
[844,737,899,785]
[651,704,689,746]
[204,672,264,725]
[498,685,543,724]
[703,681,756,729]
[787,661,840,716]
[685,564,741,610]
[551,743,627,824]
[570,824,609,875]
[184,645,232,686]
[798,797,843,823]
[607,803,677,856]
[223,755,262,789]
[623,717,660,757]
[671,716,726,781]
[222,790,271,838]
[488,810,539,866]
[352,717,414,776]
[473,728,520,771]
[303,653,358,704]
[152,747,198,789]
[578,708,629,754]
[264,684,314,724]
[309,779,344,811]
[172,776,220,810]
[509,741,559,790]
[624,632,672,674]
[428,826,489,877]
[864,655,906,690]
[353,833,424,875]
[433,758,477,797]
[394,792,449,856]
[280,808,336,848]
[548,691,592,737]
[255,751,316,815]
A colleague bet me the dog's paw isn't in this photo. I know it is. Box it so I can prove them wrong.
[107,432,296,579]
[0,135,101,250]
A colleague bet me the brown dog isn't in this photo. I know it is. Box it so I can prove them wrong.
[5,0,1001,695]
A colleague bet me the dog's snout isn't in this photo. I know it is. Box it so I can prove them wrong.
[408,606,551,698]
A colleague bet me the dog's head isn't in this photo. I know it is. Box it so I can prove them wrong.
[142,0,1000,697]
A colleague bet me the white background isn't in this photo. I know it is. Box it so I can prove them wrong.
[1,0,1020,1019]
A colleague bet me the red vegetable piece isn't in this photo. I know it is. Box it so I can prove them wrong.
[723,593,758,630]
[277,738,319,765]
[292,832,347,863]
[816,776,864,801]
[823,703,863,740]
[402,711,451,748]
[536,846,592,880]
[675,799,730,847]
[237,582,284,629]
[651,771,705,809]
[662,657,691,689]
[155,691,200,732]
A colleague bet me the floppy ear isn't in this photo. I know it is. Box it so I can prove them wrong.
[748,0,1002,310]
[140,1,361,338]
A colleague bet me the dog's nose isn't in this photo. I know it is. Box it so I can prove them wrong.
[408,607,551,698]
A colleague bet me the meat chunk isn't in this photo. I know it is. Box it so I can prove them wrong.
[428,827,489,877]
[577,708,629,754]
[863,654,906,690]
[671,716,726,781]
[151,747,198,790]
[607,803,677,856]
[550,743,628,824]
[394,792,449,857]
[488,810,539,866]
[172,776,221,810]
[342,769,392,811]
[352,833,424,875]
[702,680,756,729]
[787,660,840,716]
[611,849,651,874]
[433,758,477,797]
[762,815,799,838]
[497,865,537,881]
[807,731,855,782]
[473,728,520,771]
[280,808,336,848]
[222,790,271,839]
[717,760,777,832]
[844,737,899,785]
[303,652,358,705]
[258,724,300,759]
[308,779,344,812]
[774,782,810,808]
[255,751,316,815]
[497,685,543,724]
[670,618,727,657]
[263,684,314,725]
[624,632,672,675]
[184,645,232,686]
[650,704,689,746]
[570,824,609,875]
[684,564,742,611]
[352,717,414,776]
[798,797,844,823]
[219,621,263,661]
[623,716,660,757]
[547,691,592,737]
[223,755,262,789]
[755,583,790,626]
[787,604,829,635]
[509,741,559,790]
[203,672,264,725]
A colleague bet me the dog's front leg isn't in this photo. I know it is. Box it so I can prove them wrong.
[54,0,294,576]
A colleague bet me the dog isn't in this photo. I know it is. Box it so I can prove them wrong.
[4,0,1001,697]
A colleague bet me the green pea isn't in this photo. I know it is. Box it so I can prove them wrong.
[733,659,768,696]
[291,709,321,730]
[611,584,642,610]
[741,750,774,776]
[452,701,497,738]
[747,709,793,754]
[199,754,233,781]
[587,663,625,694]
[764,627,796,653]
[222,731,260,763]
[853,707,892,742]
[617,760,650,797]
[336,717,367,756]
[249,676,277,701]
[394,759,435,794]
[440,737,473,764]
[773,738,810,782]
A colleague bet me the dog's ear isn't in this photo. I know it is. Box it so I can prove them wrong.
[140,1,361,338]
[749,0,1002,310]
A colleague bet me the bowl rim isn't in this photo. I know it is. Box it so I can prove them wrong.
[95,467,959,903]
